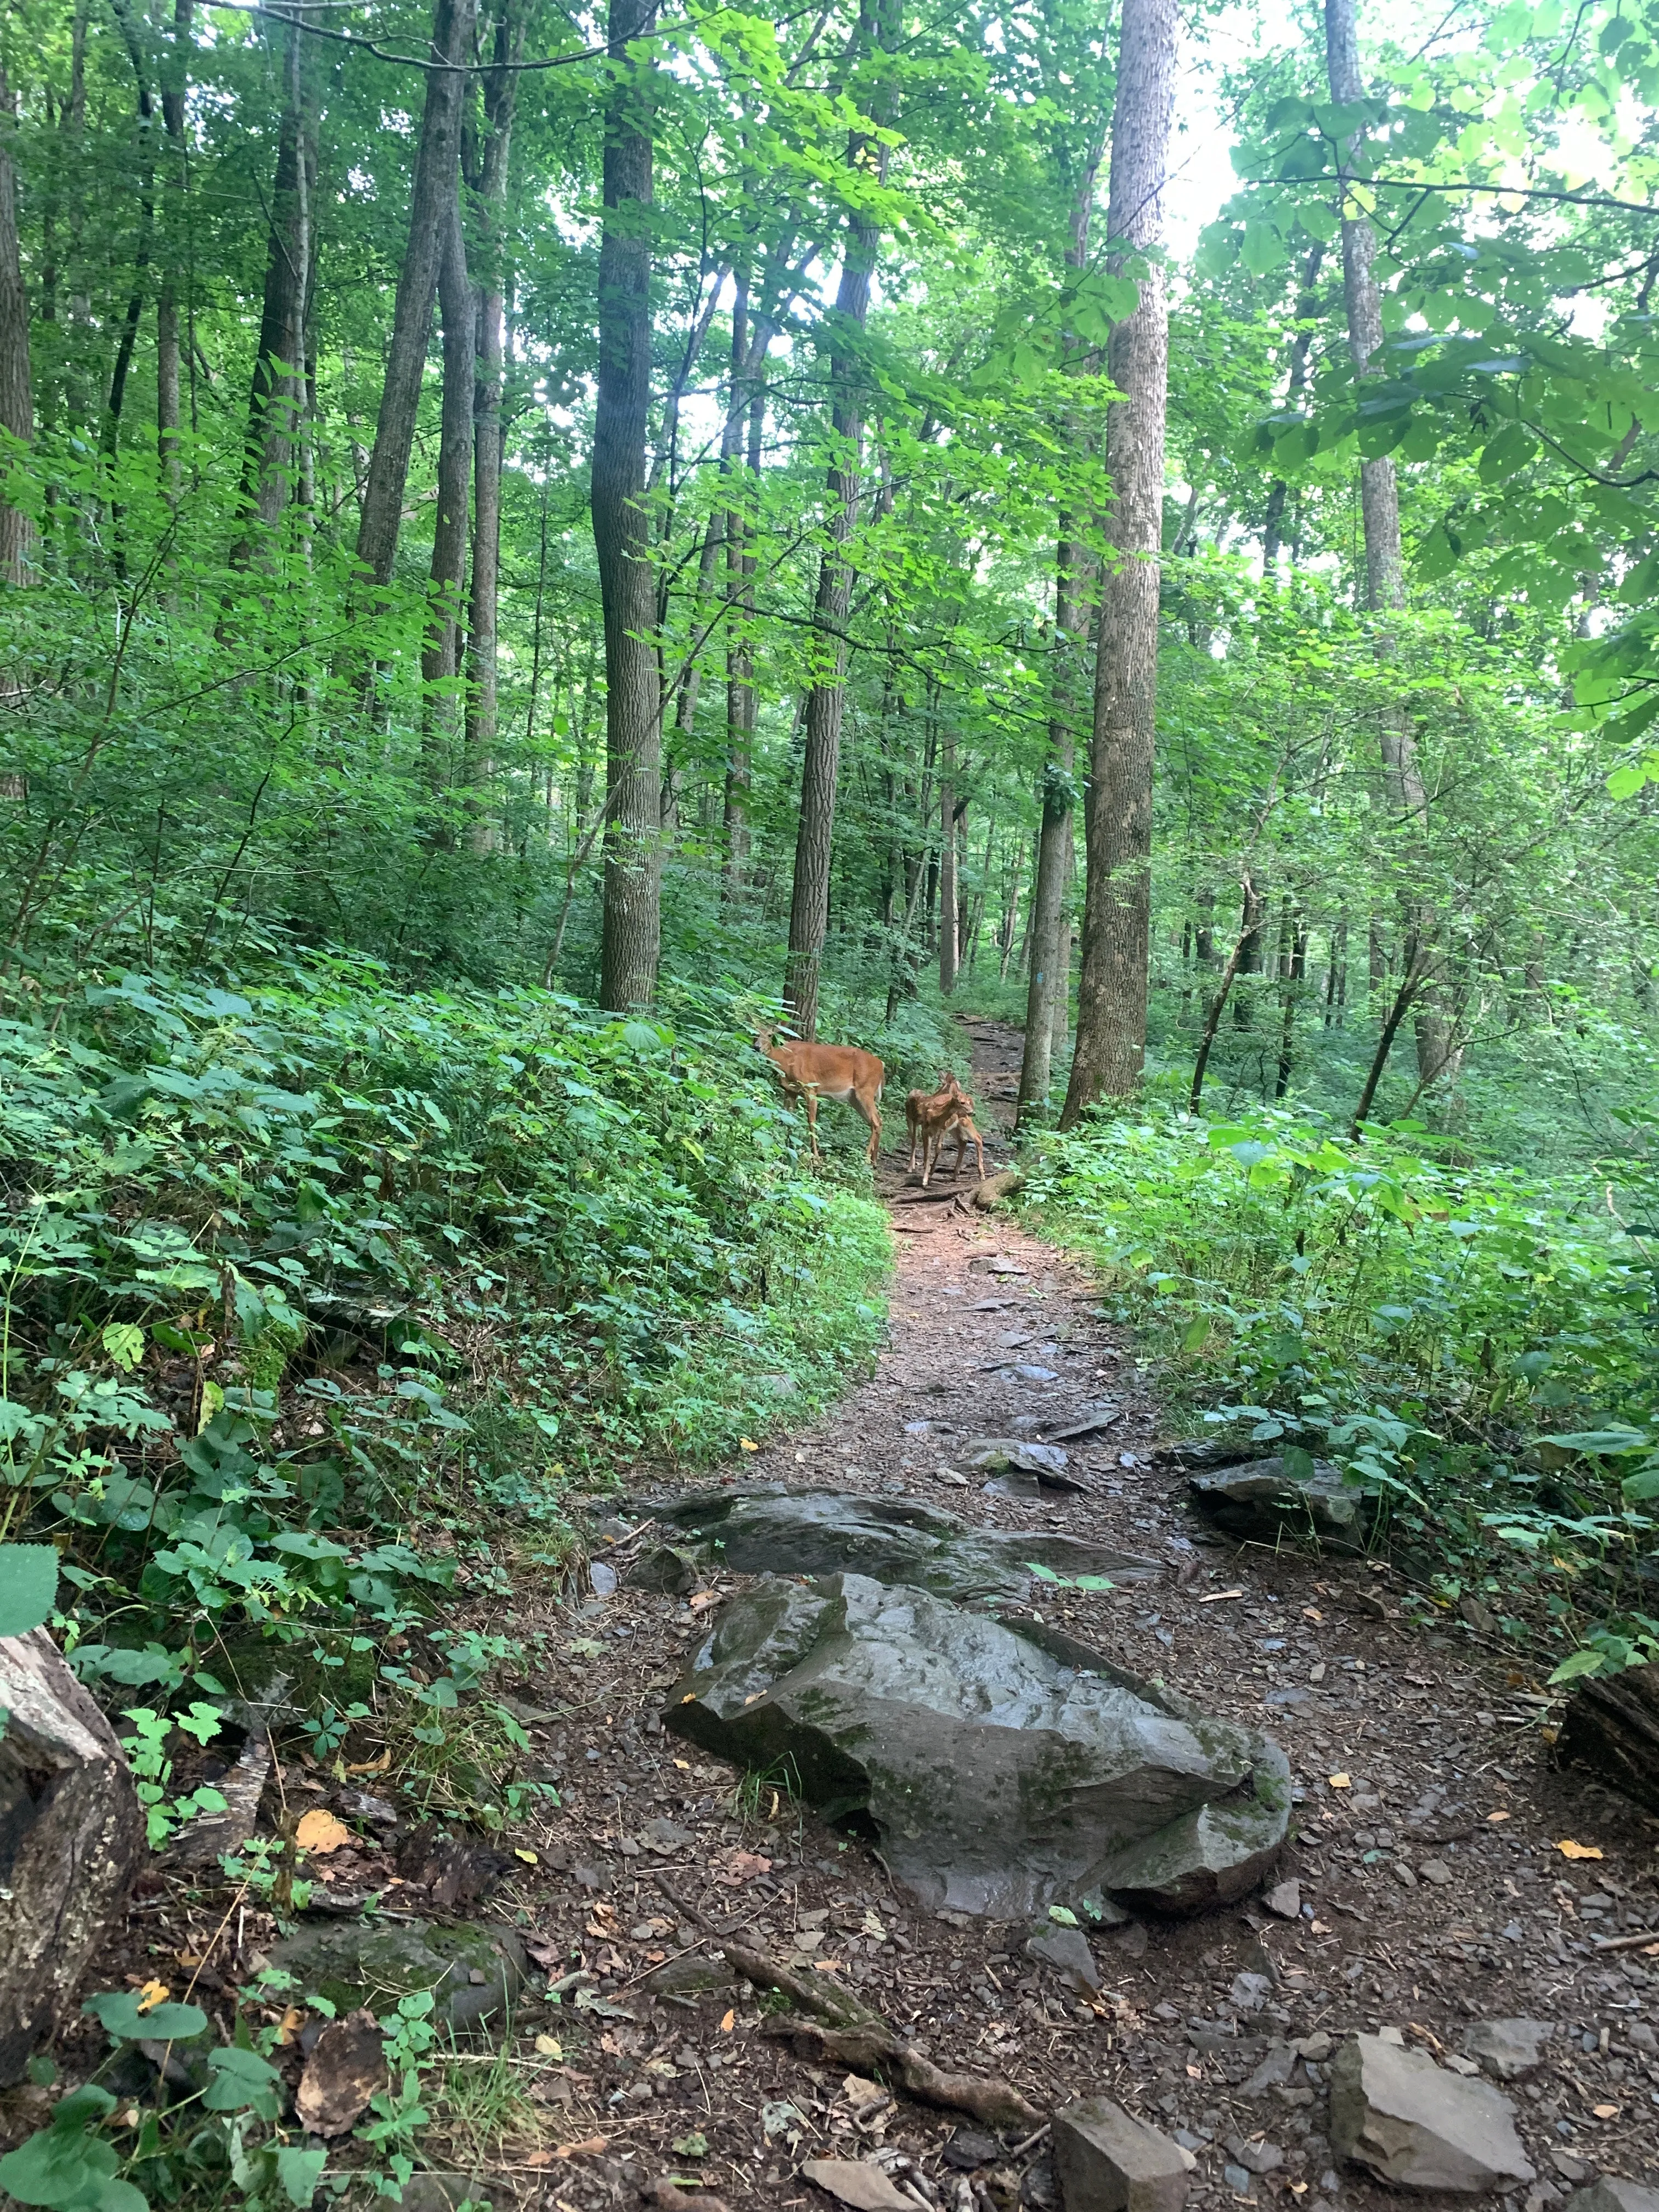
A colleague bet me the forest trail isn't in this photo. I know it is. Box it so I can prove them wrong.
[526,1030,1659,2210]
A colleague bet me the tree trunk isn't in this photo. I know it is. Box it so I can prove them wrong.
[464,0,524,848]
[938,725,958,995]
[594,0,661,1012]
[354,0,475,588]
[1274,897,1305,1099]
[0,55,32,583]
[155,0,191,504]
[1324,0,1457,1094]
[724,278,764,899]
[1233,873,1264,1025]
[783,0,898,1040]
[229,14,309,564]
[1060,0,1178,1124]
[102,0,157,470]
[1017,149,1101,1125]
[1190,872,1259,1113]
[421,187,472,803]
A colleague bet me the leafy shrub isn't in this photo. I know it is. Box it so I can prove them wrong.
[0,951,888,1746]
[1023,1104,1658,1674]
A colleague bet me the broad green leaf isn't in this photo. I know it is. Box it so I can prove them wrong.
[0,1547,59,1638]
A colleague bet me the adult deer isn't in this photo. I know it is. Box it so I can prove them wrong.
[755,1027,884,1164]
[906,1071,987,1188]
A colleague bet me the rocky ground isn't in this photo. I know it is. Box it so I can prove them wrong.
[35,1023,1659,2212]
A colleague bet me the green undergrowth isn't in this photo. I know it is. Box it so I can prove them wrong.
[1022,1103,1659,1683]
[0,949,889,1756]
[0,950,892,2210]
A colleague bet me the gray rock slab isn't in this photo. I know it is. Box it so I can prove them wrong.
[1188,1456,1372,1551]
[638,1486,1159,1600]
[1464,2018,1554,2081]
[1565,2183,1659,2212]
[664,1572,1289,1918]
[1052,2096,1192,2212]
[1330,2032,1535,2191]
[1026,1922,1104,1993]
[269,1920,528,2031]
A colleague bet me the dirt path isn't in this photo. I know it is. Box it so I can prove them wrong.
[507,1030,1659,2211]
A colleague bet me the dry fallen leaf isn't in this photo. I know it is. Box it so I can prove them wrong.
[295,1808,351,1854]
[514,1847,539,1865]
[1486,1810,1511,1824]
[345,1748,391,1774]
[739,1438,760,1451]
[1199,1588,1245,1604]
[1328,1774,1351,1790]
[535,2034,563,2059]
[554,2137,610,2159]
[134,1981,170,2013]
[719,2008,736,2033]
[276,2005,306,2047]
[523,2151,555,2168]
[1557,1839,1604,1860]
[295,2010,387,2138]
[1592,2104,1620,2120]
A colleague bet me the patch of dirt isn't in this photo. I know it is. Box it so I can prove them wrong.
[50,1031,1659,2212]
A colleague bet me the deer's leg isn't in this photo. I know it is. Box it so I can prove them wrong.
[854,1085,880,1166]
[804,1091,821,1158]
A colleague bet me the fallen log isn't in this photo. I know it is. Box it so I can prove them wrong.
[0,1629,145,2084]
[970,1169,1023,1211]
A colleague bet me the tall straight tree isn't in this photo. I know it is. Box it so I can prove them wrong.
[1061,0,1178,1121]
[783,0,898,1040]
[1019,143,1103,1124]
[354,0,475,588]
[592,0,661,1012]
[463,0,525,837]
[1324,0,1457,1093]
[229,14,309,562]
[155,0,191,504]
[0,54,32,583]
[421,190,472,792]
[724,278,766,897]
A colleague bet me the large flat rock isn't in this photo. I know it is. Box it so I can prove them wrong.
[1188,1455,1372,1551]
[664,1572,1289,1918]
[1330,2032,1534,2191]
[635,1486,1159,1601]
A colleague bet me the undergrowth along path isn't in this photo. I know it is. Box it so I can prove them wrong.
[516,1026,1659,2208]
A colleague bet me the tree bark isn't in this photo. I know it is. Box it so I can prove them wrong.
[1189,871,1258,1113]
[594,0,661,1012]
[229,13,309,563]
[0,1630,144,2088]
[783,0,898,1040]
[0,54,33,583]
[724,278,764,899]
[463,0,525,848]
[1324,0,1457,1094]
[1017,154,1102,1122]
[156,0,191,504]
[421,187,472,802]
[1060,0,1178,1123]
[354,0,475,588]
[102,0,157,469]
[938,723,958,995]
